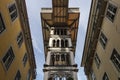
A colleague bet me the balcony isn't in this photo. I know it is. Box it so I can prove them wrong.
[43,64,78,72]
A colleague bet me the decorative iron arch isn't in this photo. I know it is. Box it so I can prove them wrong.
[53,39,56,47]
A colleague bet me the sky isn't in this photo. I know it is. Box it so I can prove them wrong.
[25,0,91,80]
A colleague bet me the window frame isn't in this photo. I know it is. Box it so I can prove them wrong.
[27,69,31,80]
[51,54,55,65]
[56,40,59,47]
[106,3,117,22]
[91,70,96,80]
[110,49,120,72]
[61,39,65,48]
[17,31,23,48]
[14,70,21,80]
[22,53,28,67]
[66,54,70,65]
[56,54,60,61]
[8,3,18,22]
[99,32,108,49]
[2,46,15,70]
[53,40,56,47]
[65,39,68,47]
[61,54,65,61]
[94,53,101,69]
[0,13,6,34]
[102,72,109,80]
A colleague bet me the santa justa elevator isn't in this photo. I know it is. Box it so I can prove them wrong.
[41,0,80,80]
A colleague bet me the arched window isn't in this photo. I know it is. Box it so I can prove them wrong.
[57,40,59,47]
[53,40,56,47]
[61,54,65,61]
[61,39,64,47]
[56,55,60,61]
[65,40,68,47]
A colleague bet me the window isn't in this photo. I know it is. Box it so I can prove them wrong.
[90,69,96,80]
[27,69,31,80]
[0,13,5,34]
[110,49,120,72]
[8,3,18,21]
[51,54,55,65]
[17,32,23,47]
[2,47,15,70]
[14,70,21,80]
[66,54,70,65]
[57,40,59,47]
[23,53,28,67]
[94,53,101,68]
[61,39,64,47]
[97,0,101,9]
[106,3,117,22]
[65,40,68,47]
[99,32,107,49]
[56,55,60,61]
[53,40,56,47]
[102,72,109,80]
[61,54,65,61]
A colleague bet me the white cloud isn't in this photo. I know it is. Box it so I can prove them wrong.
[32,39,43,54]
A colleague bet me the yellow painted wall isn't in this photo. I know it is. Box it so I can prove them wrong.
[92,0,120,80]
[0,0,32,80]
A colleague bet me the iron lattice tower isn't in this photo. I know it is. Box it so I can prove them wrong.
[41,0,80,80]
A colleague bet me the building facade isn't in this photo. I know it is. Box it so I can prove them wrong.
[81,0,120,80]
[41,0,79,80]
[0,0,36,80]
